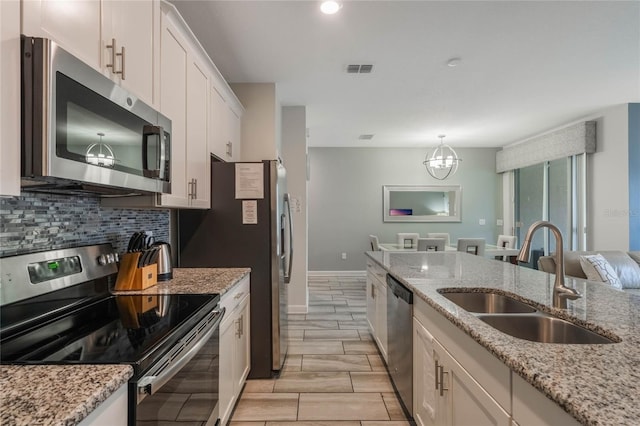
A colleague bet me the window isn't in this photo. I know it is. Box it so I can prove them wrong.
[514,154,587,267]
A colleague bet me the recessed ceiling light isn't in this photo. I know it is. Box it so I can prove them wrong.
[320,1,342,15]
[447,57,462,67]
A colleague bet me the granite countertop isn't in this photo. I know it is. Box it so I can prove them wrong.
[111,267,250,296]
[1,267,249,426]
[0,365,132,426]
[366,251,640,426]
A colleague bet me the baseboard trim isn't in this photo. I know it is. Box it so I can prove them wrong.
[308,270,366,279]
[288,304,309,314]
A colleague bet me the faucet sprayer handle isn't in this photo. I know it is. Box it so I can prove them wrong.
[556,286,581,300]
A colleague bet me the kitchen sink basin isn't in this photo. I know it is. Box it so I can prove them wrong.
[438,290,537,313]
[476,314,617,344]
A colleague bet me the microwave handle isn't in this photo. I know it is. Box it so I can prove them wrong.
[142,125,163,179]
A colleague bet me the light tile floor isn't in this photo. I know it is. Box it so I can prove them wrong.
[229,276,410,426]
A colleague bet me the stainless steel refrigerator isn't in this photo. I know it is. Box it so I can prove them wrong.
[178,159,293,378]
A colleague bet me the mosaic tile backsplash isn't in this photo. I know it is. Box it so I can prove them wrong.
[0,192,170,257]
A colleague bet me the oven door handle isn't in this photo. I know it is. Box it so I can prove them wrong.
[137,307,225,401]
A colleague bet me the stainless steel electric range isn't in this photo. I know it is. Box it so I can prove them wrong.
[0,244,224,425]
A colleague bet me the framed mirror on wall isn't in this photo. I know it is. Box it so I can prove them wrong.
[383,185,462,222]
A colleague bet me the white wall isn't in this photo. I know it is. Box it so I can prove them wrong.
[308,147,501,271]
[588,104,630,249]
[231,83,279,161]
[281,106,308,313]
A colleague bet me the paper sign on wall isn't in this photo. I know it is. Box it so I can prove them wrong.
[235,163,264,199]
[242,200,258,224]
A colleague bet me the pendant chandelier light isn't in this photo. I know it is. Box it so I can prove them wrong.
[86,132,116,168]
[423,134,461,180]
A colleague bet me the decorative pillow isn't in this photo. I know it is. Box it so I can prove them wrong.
[579,254,623,289]
[600,252,640,289]
[628,251,640,267]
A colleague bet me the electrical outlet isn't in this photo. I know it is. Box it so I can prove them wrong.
[341,252,347,260]
[479,218,486,225]
[496,219,504,226]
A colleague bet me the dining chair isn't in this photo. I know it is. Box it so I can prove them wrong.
[369,235,380,251]
[427,232,451,247]
[397,232,419,249]
[417,238,445,252]
[457,238,486,256]
[496,235,517,261]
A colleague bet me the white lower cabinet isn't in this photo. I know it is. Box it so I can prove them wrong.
[366,261,388,361]
[219,276,251,425]
[366,271,377,336]
[78,383,127,426]
[413,297,511,426]
[512,374,580,426]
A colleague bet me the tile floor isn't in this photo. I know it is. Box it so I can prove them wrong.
[229,276,411,426]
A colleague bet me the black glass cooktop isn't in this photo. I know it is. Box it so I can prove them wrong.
[0,288,218,376]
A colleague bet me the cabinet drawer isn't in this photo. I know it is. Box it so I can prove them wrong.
[220,274,250,313]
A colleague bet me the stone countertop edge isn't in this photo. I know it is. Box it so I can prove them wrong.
[111,267,251,295]
[1,268,250,426]
[0,364,132,426]
[366,251,640,426]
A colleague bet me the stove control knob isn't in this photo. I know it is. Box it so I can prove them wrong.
[106,253,115,263]
[98,254,108,265]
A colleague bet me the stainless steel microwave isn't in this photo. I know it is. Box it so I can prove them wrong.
[21,36,171,196]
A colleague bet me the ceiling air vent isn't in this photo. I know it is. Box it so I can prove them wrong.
[347,64,374,74]
[358,134,375,140]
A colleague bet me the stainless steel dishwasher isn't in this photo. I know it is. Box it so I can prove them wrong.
[386,274,414,417]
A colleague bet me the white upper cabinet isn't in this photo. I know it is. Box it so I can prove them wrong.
[186,58,211,208]
[102,0,159,106]
[22,0,159,107]
[22,0,102,70]
[210,82,243,162]
[155,7,210,209]
[1,0,21,196]
[157,14,189,207]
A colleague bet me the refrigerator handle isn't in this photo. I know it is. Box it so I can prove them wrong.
[283,193,294,284]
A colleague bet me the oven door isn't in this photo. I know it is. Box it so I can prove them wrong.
[132,307,225,425]
[22,36,171,194]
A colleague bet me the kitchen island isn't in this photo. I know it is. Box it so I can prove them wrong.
[0,267,249,426]
[366,251,639,426]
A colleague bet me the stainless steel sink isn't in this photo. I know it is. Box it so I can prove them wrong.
[476,314,617,344]
[438,290,537,313]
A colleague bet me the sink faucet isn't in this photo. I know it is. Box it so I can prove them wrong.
[517,220,581,309]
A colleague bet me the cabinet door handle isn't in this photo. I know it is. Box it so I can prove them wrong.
[106,38,117,74]
[236,315,243,337]
[435,360,440,391]
[370,284,375,299]
[118,45,126,80]
[438,362,448,396]
[187,178,197,200]
[234,291,245,300]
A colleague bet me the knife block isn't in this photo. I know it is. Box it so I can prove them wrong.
[114,253,158,291]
